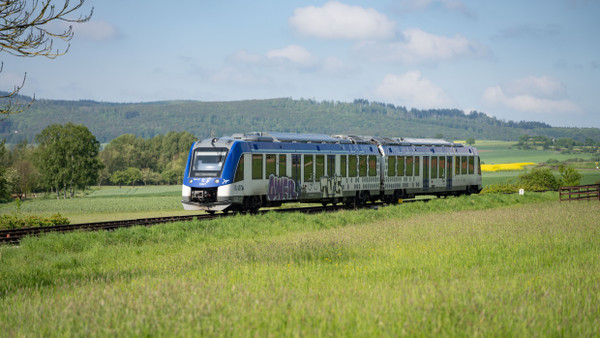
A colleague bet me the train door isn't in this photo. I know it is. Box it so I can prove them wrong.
[292,154,301,198]
[423,156,429,190]
[446,156,453,189]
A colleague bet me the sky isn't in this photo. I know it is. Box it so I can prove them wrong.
[2,0,600,128]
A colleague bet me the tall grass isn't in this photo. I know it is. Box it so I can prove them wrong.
[1,193,598,336]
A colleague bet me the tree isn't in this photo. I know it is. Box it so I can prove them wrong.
[34,122,103,198]
[1,0,93,119]
[465,137,475,145]
[558,165,582,187]
[0,140,10,199]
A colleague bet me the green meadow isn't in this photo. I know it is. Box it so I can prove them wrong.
[1,194,599,336]
[475,140,596,164]
[1,140,599,335]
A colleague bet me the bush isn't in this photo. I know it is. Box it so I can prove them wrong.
[558,165,582,187]
[517,167,559,191]
[0,213,69,230]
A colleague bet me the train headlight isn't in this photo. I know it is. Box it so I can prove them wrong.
[189,179,193,184]
[215,179,220,184]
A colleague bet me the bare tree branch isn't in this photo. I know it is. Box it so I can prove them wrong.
[0,0,93,118]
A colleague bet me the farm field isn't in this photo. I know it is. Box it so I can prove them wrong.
[474,140,595,164]
[1,193,598,336]
[0,186,203,224]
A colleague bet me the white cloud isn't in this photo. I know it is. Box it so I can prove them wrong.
[289,1,396,40]
[229,50,265,65]
[266,45,319,68]
[374,71,453,108]
[483,76,581,114]
[354,28,488,64]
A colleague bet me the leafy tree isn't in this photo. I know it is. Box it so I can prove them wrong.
[465,137,475,145]
[161,169,179,185]
[123,167,142,186]
[110,167,141,186]
[110,170,128,188]
[558,165,582,187]
[141,168,162,186]
[1,0,93,118]
[35,122,103,198]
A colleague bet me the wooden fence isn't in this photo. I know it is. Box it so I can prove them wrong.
[559,184,600,202]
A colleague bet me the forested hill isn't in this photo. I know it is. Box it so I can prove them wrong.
[1,96,598,143]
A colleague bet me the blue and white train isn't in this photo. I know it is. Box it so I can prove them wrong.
[181,132,482,213]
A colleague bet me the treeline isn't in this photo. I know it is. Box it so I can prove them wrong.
[515,134,600,154]
[2,95,599,144]
[100,132,196,186]
[0,124,196,201]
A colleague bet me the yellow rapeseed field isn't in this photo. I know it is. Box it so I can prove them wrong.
[481,162,536,172]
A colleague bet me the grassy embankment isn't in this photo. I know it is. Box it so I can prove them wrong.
[1,193,599,335]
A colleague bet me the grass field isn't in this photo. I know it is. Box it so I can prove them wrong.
[1,193,599,336]
[475,140,596,164]
[0,186,201,223]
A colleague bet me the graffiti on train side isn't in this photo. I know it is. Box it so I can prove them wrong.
[320,176,343,198]
[267,175,300,201]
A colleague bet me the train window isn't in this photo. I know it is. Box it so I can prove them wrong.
[316,155,325,180]
[406,156,413,176]
[431,156,438,179]
[341,155,347,177]
[388,156,396,176]
[279,154,286,177]
[455,156,461,176]
[398,156,405,176]
[304,154,314,182]
[292,155,301,181]
[328,155,336,177]
[461,156,468,175]
[234,155,244,183]
[252,154,263,180]
[266,154,276,178]
[447,156,453,179]
[477,156,481,176]
[349,155,358,177]
[414,156,420,177]
[190,148,228,177]
[439,156,445,179]
[359,155,367,177]
[368,155,377,177]
[423,156,429,179]
[469,156,475,175]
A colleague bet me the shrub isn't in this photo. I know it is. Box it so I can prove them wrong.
[517,167,559,191]
[0,213,69,230]
[558,165,582,187]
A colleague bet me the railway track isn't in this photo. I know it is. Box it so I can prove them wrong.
[0,199,427,245]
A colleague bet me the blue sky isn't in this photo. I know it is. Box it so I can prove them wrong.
[3,0,600,128]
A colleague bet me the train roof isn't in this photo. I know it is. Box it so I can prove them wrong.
[226,132,464,147]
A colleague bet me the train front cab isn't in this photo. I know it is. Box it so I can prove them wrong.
[181,140,242,212]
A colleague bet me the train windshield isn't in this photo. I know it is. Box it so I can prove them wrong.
[190,148,228,177]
